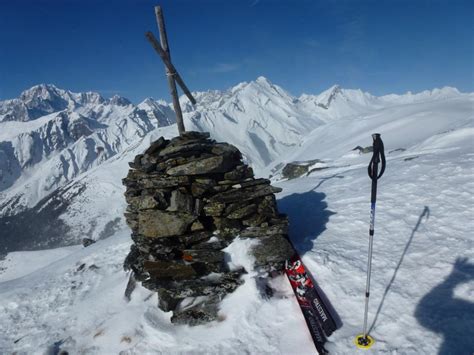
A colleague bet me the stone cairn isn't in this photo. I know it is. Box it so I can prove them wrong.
[123,132,294,325]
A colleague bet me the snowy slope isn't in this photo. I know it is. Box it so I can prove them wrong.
[298,85,463,122]
[0,80,472,354]
[276,128,474,354]
[266,92,473,177]
[181,76,324,168]
[299,85,383,120]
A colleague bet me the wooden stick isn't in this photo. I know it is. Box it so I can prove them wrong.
[154,6,185,135]
[145,31,197,107]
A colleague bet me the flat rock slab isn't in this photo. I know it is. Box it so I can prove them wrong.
[211,143,241,157]
[167,155,239,176]
[210,184,282,204]
[144,137,168,155]
[227,203,257,219]
[144,260,197,280]
[251,234,294,268]
[163,271,244,298]
[138,175,190,189]
[230,178,271,189]
[224,165,253,181]
[126,195,160,210]
[138,210,196,238]
[158,142,214,158]
[203,201,226,216]
[239,223,289,238]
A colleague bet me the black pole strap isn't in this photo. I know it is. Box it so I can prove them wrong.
[367,133,385,204]
[368,133,386,181]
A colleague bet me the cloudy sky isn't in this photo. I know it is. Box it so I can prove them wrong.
[0,0,472,102]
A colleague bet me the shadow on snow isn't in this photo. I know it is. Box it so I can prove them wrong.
[370,206,430,332]
[367,204,473,354]
[277,189,335,255]
[415,257,474,354]
[276,175,342,329]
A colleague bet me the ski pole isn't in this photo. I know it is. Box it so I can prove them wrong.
[355,133,386,349]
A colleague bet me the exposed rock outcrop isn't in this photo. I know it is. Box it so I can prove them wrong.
[281,159,326,180]
[352,145,373,154]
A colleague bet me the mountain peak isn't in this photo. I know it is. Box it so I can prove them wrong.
[20,84,62,102]
[77,91,105,105]
[431,86,461,96]
[142,97,155,105]
[109,95,131,106]
[243,76,293,101]
[316,84,343,109]
[328,84,341,93]
[255,76,272,85]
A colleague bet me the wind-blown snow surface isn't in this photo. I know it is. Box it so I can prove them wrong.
[0,79,473,353]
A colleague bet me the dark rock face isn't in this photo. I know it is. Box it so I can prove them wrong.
[82,238,96,247]
[282,159,327,180]
[282,163,309,180]
[123,131,294,325]
[0,183,86,254]
[352,145,373,154]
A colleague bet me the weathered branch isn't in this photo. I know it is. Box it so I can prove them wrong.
[154,6,185,134]
[145,31,197,106]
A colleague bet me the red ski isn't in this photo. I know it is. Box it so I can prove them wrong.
[285,253,338,353]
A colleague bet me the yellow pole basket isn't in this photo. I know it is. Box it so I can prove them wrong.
[354,334,375,349]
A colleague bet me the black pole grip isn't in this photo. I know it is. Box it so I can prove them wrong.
[368,133,386,180]
[368,134,386,204]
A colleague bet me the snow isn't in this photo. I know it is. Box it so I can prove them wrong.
[276,139,474,354]
[0,78,473,354]
[0,245,81,282]
[0,232,309,354]
[267,94,473,177]
[0,112,59,141]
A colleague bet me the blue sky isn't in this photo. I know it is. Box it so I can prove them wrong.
[0,0,472,102]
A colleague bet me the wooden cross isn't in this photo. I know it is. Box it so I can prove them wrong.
[146,6,196,135]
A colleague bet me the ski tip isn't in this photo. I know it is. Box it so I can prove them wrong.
[354,334,375,349]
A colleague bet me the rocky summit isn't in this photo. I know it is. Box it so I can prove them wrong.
[122,131,294,325]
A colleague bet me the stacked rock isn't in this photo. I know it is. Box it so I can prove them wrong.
[122,131,294,325]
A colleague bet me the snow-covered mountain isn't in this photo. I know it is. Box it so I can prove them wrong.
[0,85,175,251]
[0,85,174,204]
[0,78,471,254]
[0,77,472,354]
[298,84,463,121]
[181,77,324,167]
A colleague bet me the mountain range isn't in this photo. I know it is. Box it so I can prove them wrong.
[0,77,470,253]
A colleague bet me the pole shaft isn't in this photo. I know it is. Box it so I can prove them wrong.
[362,149,379,338]
[358,133,385,345]
[154,6,185,135]
[363,202,376,337]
